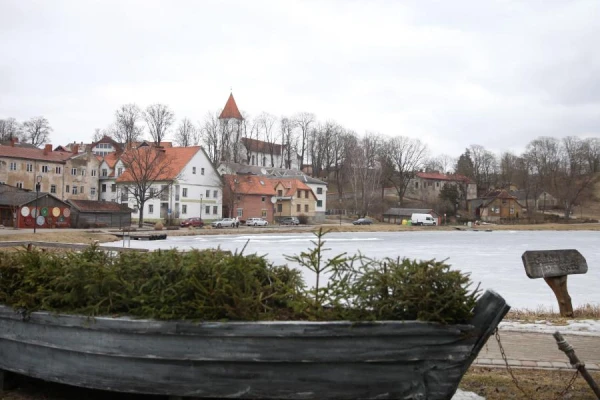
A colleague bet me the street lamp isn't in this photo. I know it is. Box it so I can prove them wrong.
[34,175,42,233]
[199,194,203,220]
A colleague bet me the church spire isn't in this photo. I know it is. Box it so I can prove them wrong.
[219,92,243,120]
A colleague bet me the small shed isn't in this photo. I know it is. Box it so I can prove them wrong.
[382,208,440,224]
[67,200,132,228]
[0,188,72,229]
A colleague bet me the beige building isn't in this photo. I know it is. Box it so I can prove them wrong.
[0,142,100,201]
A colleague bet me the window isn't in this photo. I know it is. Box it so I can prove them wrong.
[304,204,308,212]
[213,206,218,215]
[205,205,210,215]
[9,162,17,171]
[213,190,217,198]
[428,182,432,187]
[102,169,107,177]
[317,200,322,207]
[26,163,33,172]
[101,184,106,193]
[305,191,308,199]
[117,167,122,176]
[81,169,86,176]
[261,209,267,217]
[91,187,96,196]
[66,185,70,193]
[50,185,56,194]
[415,182,419,188]
[206,190,210,198]
[237,195,241,201]
[317,187,323,194]
[91,169,97,177]
[72,186,78,195]
[148,204,154,214]
[297,190,301,198]
[71,168,77,176]
[277,203,282,212]
[262,156,266,166]
[41,165,49,173]
[192,167,196,174]
[237,208,243,217]
[80,186,84,194]
[436,182,440,187]
[201,168,205,175]
[510,206,515,215]
[182,188,188,197]
[16,182,23,189]
[149,187,155,197]
[182,205,187,214]
[261,196,265,202]
[111,184,116,192]
[55,166,62,174]
[277,190,283,197]
[296,204,301,212]
[251,155,255,165]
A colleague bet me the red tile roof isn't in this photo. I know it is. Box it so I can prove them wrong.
[241,137,284,155]
[219,93,243,120]
[102,152,120,168]
[416,172,473,183]
[270,178,314,197]
[0,145,73,163]
[224,175,275,196]
[116,146,201,183]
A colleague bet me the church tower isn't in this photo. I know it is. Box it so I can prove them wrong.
[218,93,244,163]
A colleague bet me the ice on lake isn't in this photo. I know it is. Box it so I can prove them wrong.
[107,230,600,310]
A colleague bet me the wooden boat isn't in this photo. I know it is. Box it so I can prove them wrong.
[0,290,509,399]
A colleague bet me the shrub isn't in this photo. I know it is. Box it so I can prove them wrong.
[154,222,164,230]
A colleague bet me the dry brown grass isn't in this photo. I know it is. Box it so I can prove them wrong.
[507,303,600,323]
[460,366,600,399]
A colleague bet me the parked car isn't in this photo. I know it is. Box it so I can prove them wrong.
[280,216,300,226]
[352,218,373,225]
[411,213,437,226]
[246,217,269,227]
[211,218,237,228]
[180,217,204,228]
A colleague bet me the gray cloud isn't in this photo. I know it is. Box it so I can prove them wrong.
[0,0,598,157]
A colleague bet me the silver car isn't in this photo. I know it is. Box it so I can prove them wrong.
[246,217,269,227]
[211,218,237,228]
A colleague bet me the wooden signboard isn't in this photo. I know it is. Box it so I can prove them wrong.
[522,249,588,317]
[522,249,587,279]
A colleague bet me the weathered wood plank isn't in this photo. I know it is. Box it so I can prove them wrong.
[522,249,587,279]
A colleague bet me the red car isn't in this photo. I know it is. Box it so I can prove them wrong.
[180,217,204,228]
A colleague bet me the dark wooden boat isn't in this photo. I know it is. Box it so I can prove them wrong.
[0,290,509,399]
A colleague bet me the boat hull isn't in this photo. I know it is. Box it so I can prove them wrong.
[0,290,509,399]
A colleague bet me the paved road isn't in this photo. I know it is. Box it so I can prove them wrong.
[475,330,600,370]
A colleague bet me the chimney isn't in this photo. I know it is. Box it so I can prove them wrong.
[43,144,52,155]
[10,137,18,147]
[72,144,79,154]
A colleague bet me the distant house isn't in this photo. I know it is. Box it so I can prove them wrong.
[223,175,276,222]
[405,172,477,204]
[271,178,317,222]
[67,199,132,228]
[510,189,559,212]
[471,190,524,222]
[0,184,71,228]
[218,163,327,222]
[382,208,440,225]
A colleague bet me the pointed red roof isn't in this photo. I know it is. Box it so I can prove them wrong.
[219,93,243,120]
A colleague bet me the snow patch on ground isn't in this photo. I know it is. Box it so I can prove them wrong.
[500,319,600,336]
[452,389,485,400]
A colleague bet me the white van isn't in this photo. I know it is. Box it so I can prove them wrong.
[411,213,437,226]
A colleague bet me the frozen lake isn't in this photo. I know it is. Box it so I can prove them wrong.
[107,230,600,310]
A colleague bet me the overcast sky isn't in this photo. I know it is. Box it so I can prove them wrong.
[1,0,599,157]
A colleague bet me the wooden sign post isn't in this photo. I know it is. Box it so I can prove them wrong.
[522,249,588,317]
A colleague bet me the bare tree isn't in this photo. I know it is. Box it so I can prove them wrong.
[0,118,23,141]
[293,112,315,167]
[257,112,277,167]
[424,154,455,173]
[22,116,52,147]
[383,136,428,206]
[347,132,383,217]
[174,118,199,147]
[469,144,498,193]
[118,146,180,227]
[114,104,144,145]
[92,128,106,143]
[144,104,175,146]
[280,116,298,169]
[200,111,221,164]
